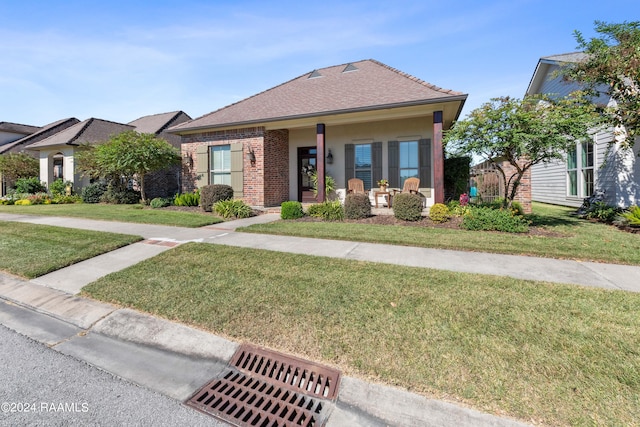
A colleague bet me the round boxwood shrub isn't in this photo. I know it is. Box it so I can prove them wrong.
[429,203,450,223]
[200,184,234,212]
[344,193,371,219]
[281,201,304,219]
[393,193,423,221]
[81,182,108,204]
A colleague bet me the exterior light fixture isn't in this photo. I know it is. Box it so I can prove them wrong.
[247,148,256,165]
[183,152,193,168]
[326,149,333,164]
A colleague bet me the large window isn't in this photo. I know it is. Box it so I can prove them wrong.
[567,141,594,197]
[399,141,418,187]
[354,144,372,190]
[210,145,231,185]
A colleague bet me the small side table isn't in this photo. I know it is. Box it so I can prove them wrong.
[374,191,392,208]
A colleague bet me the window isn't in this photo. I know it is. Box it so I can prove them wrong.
[354,144,372,190]
[210,145,231,185]
[399,141,418,187]
[567,141,594,197]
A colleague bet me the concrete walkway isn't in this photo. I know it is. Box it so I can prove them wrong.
[1,211,638,426]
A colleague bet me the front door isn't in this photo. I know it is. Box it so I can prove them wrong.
[298,147,317,202]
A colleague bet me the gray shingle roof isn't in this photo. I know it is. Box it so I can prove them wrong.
[128,111,190,135]
[25,118,134,149]
[171,59,466,132]
[0,122,40,136]
[1,118,80,154]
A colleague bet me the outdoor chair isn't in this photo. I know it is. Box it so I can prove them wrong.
[347,178,368,195]
[392,177,420,195]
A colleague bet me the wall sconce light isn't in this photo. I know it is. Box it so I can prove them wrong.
[247,148,256,165]
[183,153,193,168]
[326,149,333,164]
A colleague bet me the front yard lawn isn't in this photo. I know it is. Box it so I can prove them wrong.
[83,243,640,427]
[239,203,640,265]
[0,203,221,228]
[0,222,141,278]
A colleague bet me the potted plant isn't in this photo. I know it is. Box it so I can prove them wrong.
[377,179,389,192]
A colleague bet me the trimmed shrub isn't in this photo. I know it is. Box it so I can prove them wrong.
[462,206,529,233]
[214,199,253,219]
[200,184,234,212]
[14,177,46,194]
[307,201,344,221]
[81,182,108,204]
[429,203,450,223]
[174,191,200,207]
[15,199,31,205]
[281,201,304,219]
[100,185,141,204]
[344,193,371,219]
[393,193,423,221]
[150,197,172,208]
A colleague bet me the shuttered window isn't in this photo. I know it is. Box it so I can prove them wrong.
[210,145,231,185]
[388,139,431,188]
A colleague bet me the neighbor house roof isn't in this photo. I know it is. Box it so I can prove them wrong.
[25,118,134,150]
[171,59,467,132]
[128,111,191,135]
[1,118,80,154]
[0,121,40,136]
[540,52,587,64]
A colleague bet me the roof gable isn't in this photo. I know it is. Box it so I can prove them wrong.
[0,122,40,136]
[128,111,192,135]
[25,118,134,150]
[0,118,80,154]
[171,59,466,132]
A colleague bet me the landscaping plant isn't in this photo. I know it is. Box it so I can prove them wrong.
[81,182,108,204]
[150,197,172,209]
[393,193,423,221]
[280,201,304,219]
[174,191,200,207]
[214,199,253,219]
[14,177,46,194]
[462,206,529,233]
[429,203,450,223]
[344,193,371,219]
[200,184,233,212]
[307,201,344,221]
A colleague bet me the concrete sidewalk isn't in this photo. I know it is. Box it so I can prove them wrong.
[1,212,638,426]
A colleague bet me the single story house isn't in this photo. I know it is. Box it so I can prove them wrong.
[527,53,640,208]
[169,59,467,207]
[23,112,190,197]
[0,118,80,196]
[25,118,135,190]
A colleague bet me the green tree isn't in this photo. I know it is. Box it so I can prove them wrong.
[444,94,599,208]
[76,131,180,203]
[565,21,640,147]
[0,153,39,184]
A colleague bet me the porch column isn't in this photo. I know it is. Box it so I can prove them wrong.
[316,123,326,203]
[433,111,444,204]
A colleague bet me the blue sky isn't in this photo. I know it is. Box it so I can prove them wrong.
[1,0,638,127]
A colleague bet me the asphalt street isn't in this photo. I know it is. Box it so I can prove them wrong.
[0,324,224,426]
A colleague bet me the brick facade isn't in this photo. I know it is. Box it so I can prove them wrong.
[497,159,532,214]
[181,127,290,207]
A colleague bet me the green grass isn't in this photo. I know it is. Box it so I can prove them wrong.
[0,203,221,227]
[239,202,640,265]
[83,243,640,426]
[0,222,141,278]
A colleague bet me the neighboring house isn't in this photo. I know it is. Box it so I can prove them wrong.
[25,118,134,190]
[0,118,79,196]
[0,122,40,147]
[169,59,467,208]
[127,111,192,198]
[527,52,640,208]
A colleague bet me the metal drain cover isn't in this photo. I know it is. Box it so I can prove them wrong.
[186,344,341,427]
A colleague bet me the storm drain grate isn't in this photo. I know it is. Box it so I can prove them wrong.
[186,344,341,427]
